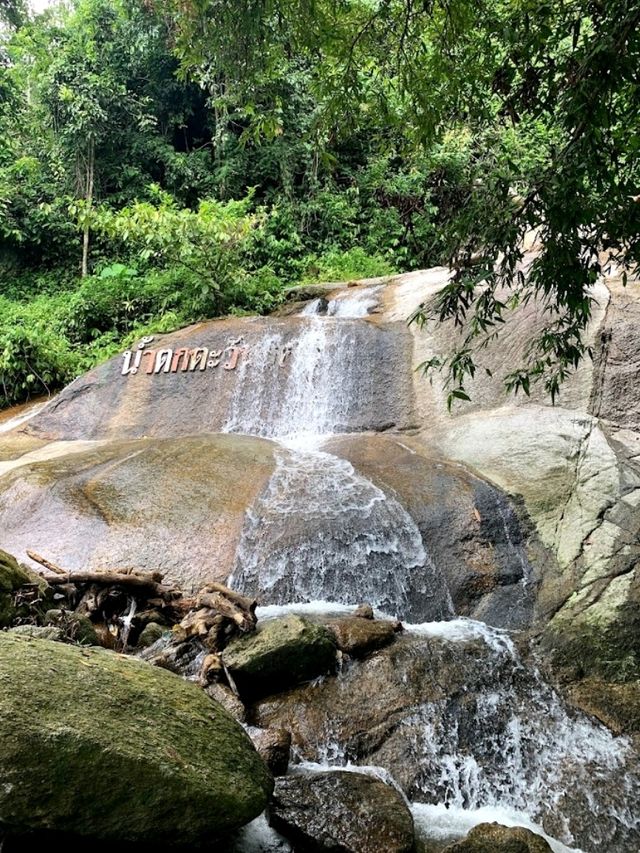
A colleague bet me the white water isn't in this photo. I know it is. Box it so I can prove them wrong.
[411,803,583,853]
[226,286,453,619]
[283,614,639,852]
[233,813,292,852]
[300,284,382,319]
[229,443,453,619]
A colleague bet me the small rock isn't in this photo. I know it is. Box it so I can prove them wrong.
[324,616,398,658]
[268,770,415,853]
[137,621,166,649]
[0,550,39,628]
[354,603,374,619]
[222,615,336,699]
[204,682,247,722]
[44,609,100,646]
[248,727,291,776]
[8,625,64,642]
[443,822,553,852]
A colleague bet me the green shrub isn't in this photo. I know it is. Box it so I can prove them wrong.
[300,247,396,283]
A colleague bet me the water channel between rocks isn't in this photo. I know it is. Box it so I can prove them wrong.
[218,287,640,853]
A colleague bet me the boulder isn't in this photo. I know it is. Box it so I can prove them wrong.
[247,727,291,776]
[268,770,415,853]
[0,633,272,845]
[222,615,336,699]
[0,549,36,627]
[322,616,399,657]
[443,823,552,852]
[137,621,167,649]
[44,609,100,646]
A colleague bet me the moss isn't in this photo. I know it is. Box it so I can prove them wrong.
[547,600,640,683]
[0,550,34,628]
[223,615,336,699]
[0,634,272,845]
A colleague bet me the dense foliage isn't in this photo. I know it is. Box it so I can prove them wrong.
[0,0,637,407]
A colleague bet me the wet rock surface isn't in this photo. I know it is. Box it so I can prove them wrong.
[23,315,414,441]
[254,631,640,852]
[268,770,415,853]
[323,434,540,629]
[248,727,292,776]
[0,633,272,845]
[322,614,400,657]
[443,822,552,853]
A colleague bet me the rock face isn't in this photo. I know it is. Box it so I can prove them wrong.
[0,433,276,589]
[0,633,272,845]
[268,770,415,853]
[443,822,552,853]
[22,315,414,441]
[387,265,640,680]
[223,615,337,699]
[323,434,540,629]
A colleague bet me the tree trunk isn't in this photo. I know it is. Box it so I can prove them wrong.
[81,137,95,278]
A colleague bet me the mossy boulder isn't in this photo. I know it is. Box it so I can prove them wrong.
[444,823,552,853]
[0,549,34,627]
[0,633,273,846]
[44,608,100,646]
[222,615,336,699]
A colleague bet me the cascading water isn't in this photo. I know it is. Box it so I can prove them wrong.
[221,284,639,853]
[229,444,453,620]
[224,286,451,618]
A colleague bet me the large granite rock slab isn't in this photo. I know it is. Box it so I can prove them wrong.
[0,433,276,589]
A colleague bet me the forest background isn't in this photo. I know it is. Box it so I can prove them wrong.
[0,0,637,408]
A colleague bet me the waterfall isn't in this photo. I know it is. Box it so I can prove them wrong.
[229,445,453,620]
[278,619,640,853]
[221,284,638,853]
[224,286,454,617]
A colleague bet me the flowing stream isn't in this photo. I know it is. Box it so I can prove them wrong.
[222,286,639,853]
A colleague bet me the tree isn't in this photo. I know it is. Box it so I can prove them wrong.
[38,0,158,276]
[160,0,640,404]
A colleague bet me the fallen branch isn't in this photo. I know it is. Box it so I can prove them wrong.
[26,550,68,576]
[37,569,178,600]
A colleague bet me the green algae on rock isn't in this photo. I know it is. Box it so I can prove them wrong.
[0,633,273,845]
[0,549,39,627]
[223,614,336,699]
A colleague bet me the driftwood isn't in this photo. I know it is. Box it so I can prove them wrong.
[27,550,67,575]
[23,550,257,671]
[36,569,177,600]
